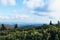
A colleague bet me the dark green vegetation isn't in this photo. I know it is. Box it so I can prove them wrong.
[0,21,60,40]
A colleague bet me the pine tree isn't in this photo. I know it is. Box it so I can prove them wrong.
[58,21,60,24]
[50,21,53,25]
[14,24,18,29]
[1,24,6,30]
[57,21,60,27]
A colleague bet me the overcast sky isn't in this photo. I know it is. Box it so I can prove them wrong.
[0,0,60,24]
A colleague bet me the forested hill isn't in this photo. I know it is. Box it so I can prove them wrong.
[0,21,60,40]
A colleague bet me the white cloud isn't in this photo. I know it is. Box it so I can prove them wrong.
[48,0,60,21]
[49,0,60,11]
[23,0,45,9]
[15,14,51,23]
[0,16,10,19]
[1,0,8,5]
[8,0,16,5]
[23,0,50,17]
[1,0,16,6]
[22,0,60,23]
[15,14,30,20]
[1,0,60,23]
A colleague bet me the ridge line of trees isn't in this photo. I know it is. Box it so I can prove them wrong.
[0,21,60,40]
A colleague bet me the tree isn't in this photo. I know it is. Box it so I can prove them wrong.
[58,21,60,24]
[57,21,60,27]
[1,24,6,30]
[49,21,53,25]
[14,24,18,29]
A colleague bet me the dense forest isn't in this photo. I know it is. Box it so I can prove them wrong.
[0,21,60,40]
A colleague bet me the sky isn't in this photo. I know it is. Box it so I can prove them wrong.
[0,0,60,24]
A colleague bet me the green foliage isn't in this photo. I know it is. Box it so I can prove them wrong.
[0,23,60,40]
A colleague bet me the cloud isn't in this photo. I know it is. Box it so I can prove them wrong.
[0,10,51,23]
[22,0,60,23]
[23,0,49,16]
[23,0,48,15]
[1,0,8,5]
[0,16,10,20]
[8,0,16,5]
[48,0,60,21]
[23,0,46,9]
[1,0,60,23]
[49,0,60,11]
[1,0,16,6]
[15,14,50,23]
[15,14,29,20]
